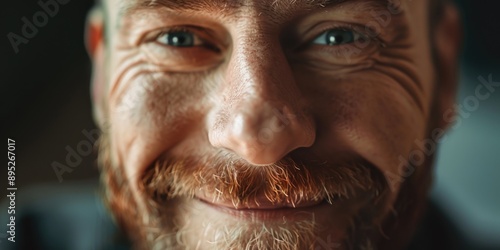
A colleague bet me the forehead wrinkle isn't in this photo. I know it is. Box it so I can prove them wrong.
[119,0,391,18]
[269,0,390,12]
[113,0,398,34]
[120,0,245,14]
[271,0,343,10]
[115,0,251,27]
[265,0,393,26]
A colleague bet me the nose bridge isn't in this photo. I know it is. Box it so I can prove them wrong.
[207,25,316,165]
[231,29,285,99]
[226,20,301,112]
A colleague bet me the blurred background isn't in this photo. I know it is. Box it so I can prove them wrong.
[1,0,499,249]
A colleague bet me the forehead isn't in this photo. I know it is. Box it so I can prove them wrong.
[106,0,412,23]
[115,0,377,11]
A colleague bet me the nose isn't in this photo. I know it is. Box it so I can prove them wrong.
[207,33,316,165]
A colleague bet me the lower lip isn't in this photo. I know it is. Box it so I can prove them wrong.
[195,198,331,221]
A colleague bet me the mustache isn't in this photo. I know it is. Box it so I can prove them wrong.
[141,152,387,208]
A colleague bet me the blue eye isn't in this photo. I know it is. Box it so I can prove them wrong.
[313,29,358,46]
[157,30,202,47]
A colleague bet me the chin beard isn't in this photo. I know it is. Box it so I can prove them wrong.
[96,133,430,250]
[159,206,320,250]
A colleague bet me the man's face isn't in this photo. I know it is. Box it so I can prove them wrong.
[88,0,458,249]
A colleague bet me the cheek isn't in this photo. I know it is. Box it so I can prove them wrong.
[353,81,425,158]
[108,72,209,183]
[299,69,427,176]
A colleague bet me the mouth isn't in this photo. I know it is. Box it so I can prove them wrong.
[194,195,331,221]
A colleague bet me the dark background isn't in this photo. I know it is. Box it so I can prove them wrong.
[1,0,499,249]
[2,0,96,188]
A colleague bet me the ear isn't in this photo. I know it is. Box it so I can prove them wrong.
[433,3,462,131]
[85,7,107,129]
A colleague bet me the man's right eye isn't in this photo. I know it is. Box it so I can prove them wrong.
[312,29,360,46]
[142,27,224,71]
[156,30,204,47]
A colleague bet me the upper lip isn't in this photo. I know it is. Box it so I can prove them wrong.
[195,191,324,210]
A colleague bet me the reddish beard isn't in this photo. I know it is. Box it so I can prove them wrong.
[97,134,391,249]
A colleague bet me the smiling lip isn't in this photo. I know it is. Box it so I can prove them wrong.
[194,190,326,209]
[194,195,329,220]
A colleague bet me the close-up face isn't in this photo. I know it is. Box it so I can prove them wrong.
[86,0,461,249]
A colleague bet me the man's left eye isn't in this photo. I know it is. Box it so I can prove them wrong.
[156,30,203,47]
[312,29,359,46]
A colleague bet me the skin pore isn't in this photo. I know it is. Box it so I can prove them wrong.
[86,0,461,249]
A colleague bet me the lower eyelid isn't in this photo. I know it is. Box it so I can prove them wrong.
[142,44,223,70]
[294,32,381,62]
